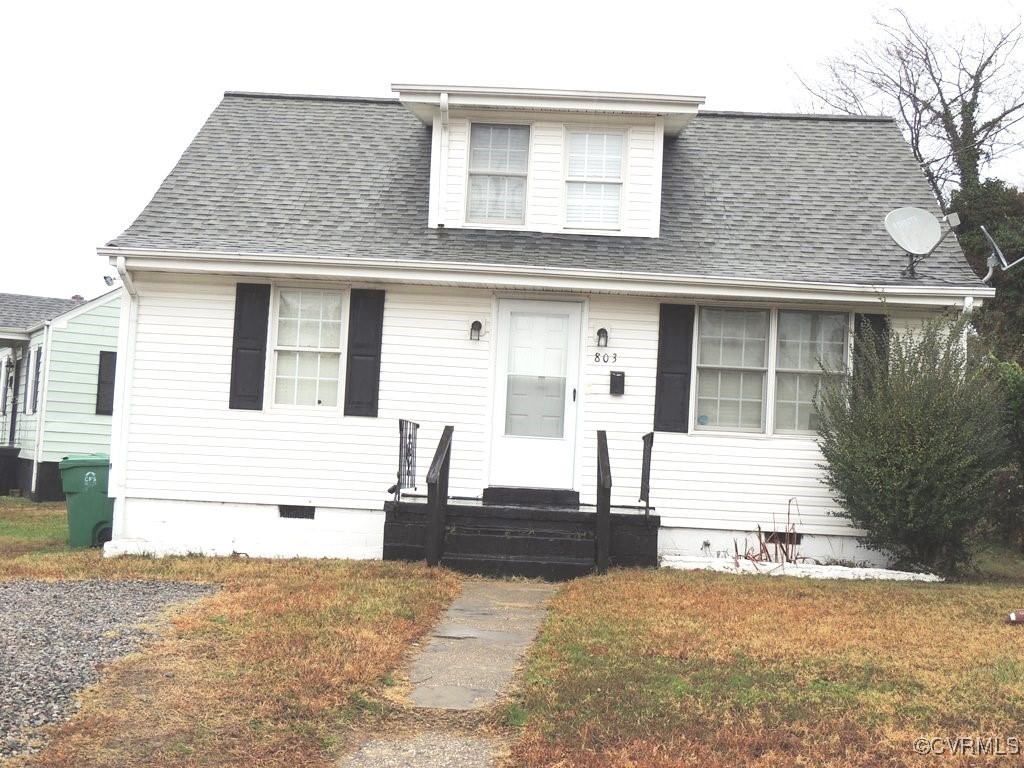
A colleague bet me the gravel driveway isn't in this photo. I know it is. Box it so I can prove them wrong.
[0,579,216,760]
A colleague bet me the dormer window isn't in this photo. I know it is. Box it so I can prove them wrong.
[467,124,530,225]
[565,130,623,229]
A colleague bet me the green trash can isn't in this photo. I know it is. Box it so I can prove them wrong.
[60,454,114,548]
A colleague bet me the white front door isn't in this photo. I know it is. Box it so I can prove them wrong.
[490,299,582,489]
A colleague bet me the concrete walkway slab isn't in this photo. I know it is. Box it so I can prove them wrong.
[339,731,504,768]
[408,580,555,710]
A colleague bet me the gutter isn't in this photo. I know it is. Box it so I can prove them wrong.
[100,246,995,307]
[116,256,138,297]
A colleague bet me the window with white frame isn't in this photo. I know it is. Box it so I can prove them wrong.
[565,130,624,229]
[696,308,769,431]
[273,288,344,407]
[466,124,530,225]
[774,310,848,433]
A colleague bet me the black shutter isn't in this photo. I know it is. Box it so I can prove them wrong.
[344,289,385,417]
[95,350,117,416]
[654,304,695,432]
[854,313,889,366]
[31,347,42,413]
[229,284,271,410]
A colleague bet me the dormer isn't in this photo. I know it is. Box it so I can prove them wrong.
[394,84,705,238]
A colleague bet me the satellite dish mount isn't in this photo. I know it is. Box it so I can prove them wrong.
[980,225,1024,283]
[884,207,960,278]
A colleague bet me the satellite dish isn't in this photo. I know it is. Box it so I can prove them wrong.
[884,207,943,255]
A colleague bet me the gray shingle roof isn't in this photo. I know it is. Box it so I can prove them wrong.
[108,92,983,289]
[0,294,82,331]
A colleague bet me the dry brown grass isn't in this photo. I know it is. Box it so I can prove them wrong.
[506,568,1024,768]
[1,504,462,767]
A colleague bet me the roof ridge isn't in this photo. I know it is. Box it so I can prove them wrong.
[223,91,399,105]
[699,109,893,122]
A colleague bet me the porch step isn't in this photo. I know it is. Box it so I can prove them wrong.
[445,529,594,560]
[440,553,594,580]
[382,498,661,579]
[481,487,580,509]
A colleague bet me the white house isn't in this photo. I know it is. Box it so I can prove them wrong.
[0,290,121,500]
[99,85,993,573]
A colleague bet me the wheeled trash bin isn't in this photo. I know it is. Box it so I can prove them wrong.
[59,454,114,548]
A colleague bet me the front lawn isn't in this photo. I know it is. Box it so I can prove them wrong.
[0,502,461,768]
[508,567,1024,768]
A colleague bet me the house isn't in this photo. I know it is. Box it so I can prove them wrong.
[0,290,121,501]
[98,85,992,573]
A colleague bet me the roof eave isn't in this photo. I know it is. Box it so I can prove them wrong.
[100,245,995,306]
[393,83,705,135]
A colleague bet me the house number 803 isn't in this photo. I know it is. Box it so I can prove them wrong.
[594,353,618,363]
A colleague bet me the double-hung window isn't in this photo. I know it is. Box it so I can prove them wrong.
[565,130,623,229]
[467,124,529,225]
[774,311,848,433]
[696,308,769,431]
[694,307,850,434]
[273,288,344,407]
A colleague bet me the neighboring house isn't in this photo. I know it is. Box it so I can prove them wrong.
[0,290,121,501]
[99,85,992,570]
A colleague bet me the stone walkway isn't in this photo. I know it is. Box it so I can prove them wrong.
[338,580,556,768]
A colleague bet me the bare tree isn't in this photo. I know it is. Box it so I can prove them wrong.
[800,10,1024,208]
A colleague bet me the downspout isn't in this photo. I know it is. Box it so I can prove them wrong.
[116,256,137,297]
[30,321,54,498]
[437,92,449,226]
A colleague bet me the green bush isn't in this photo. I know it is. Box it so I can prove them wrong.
[816,315,1007,574]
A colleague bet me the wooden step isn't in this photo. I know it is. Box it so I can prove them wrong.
[444,530,594,560]
[440,553,594,580]
[481,487,580,508]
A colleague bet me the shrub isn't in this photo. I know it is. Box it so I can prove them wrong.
[816,314,1007,574]
[987,356,1024,546]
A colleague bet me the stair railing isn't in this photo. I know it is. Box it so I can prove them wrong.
[639,431,654,528]
[425,425,454,567]
[390,419,419,501]
[596,430,612,575]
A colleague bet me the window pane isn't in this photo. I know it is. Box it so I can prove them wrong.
[277,319,298,346]
[775,372,825,433]
[697,309,768,369]
[777,311,848,372]
[469,124,529,173]
[279,290,300,318]
[295,378,318,406]
[565,182,620,227]
[695,369,764,431]
[567,132,623,179]
[318,379,338,408]
[505,374,565,438]
[467,174,526,224]
[321,321,341,349]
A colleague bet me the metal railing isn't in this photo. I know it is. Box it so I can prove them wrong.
[425,425,454,567]
[390,419,419,502]
[595,430,612,575]
[639,431,654,527]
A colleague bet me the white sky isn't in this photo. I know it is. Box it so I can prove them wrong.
[2,0,1022,300]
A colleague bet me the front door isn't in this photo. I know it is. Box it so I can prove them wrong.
[490,299,582,489]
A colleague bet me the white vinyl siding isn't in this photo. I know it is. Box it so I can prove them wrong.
[466,124,529,225]
[565,130,623,228]
[121,274,492,509]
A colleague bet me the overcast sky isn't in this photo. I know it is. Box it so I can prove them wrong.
[3,0,1022,300]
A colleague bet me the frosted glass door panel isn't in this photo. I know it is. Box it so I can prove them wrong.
[504,312,569,438]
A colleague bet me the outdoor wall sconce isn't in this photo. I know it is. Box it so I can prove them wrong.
[596,328,609,347]
[470,320,483,341]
